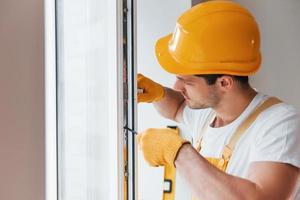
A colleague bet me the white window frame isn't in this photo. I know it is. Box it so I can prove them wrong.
[44,0,135,199]
[45,0,58,198]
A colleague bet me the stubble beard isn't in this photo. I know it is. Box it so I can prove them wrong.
[187,92,220,110]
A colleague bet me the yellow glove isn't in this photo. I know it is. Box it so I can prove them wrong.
[137,128,189,167]
[137,74,165,103]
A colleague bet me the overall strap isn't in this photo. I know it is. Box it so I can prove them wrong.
[221,97,282,162]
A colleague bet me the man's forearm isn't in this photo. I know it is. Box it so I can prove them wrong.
[175,144,266,200]
[153,87,185,122]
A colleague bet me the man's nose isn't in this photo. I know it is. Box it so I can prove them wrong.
[173,79,184,91]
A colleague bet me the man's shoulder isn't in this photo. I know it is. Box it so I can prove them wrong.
[262,100,298,118]
[184,106,213,119]
[256,93,299,119]
[254,98,299,132]
[183,106,213,127]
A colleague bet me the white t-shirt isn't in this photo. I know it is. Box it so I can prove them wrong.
[181,93,300,197]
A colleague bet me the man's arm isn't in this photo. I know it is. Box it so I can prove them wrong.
[153,87,186,122]
[175,144,299,200]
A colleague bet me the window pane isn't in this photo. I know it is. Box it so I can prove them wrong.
[56,0,118,199]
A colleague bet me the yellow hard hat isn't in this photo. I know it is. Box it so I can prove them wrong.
[155,0,261,76]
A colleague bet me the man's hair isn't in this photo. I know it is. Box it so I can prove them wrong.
[196,74,249,87]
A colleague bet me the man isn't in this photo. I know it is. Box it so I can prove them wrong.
[137,1,300,199]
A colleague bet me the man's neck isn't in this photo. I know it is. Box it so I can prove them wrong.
[212,88,257,128]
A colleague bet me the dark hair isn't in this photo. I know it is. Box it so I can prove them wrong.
[196,74,249,87]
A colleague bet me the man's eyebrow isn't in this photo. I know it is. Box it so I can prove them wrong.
[176,76,184,81]
[176,76,193,82]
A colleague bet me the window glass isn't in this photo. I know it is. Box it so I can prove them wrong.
[57,0,113,199]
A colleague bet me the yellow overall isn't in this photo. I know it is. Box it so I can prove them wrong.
[162,97,281,200]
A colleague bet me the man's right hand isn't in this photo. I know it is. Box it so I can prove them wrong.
[137,127,189,167]
[137,74,165,103]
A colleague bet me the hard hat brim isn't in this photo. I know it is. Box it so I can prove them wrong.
[155,34,261,76]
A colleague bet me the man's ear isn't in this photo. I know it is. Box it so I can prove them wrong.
[216,75,234,91]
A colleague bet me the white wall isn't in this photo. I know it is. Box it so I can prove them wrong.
[0,0,45,200]
[235,0,300,110]
[137,0,300,200]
